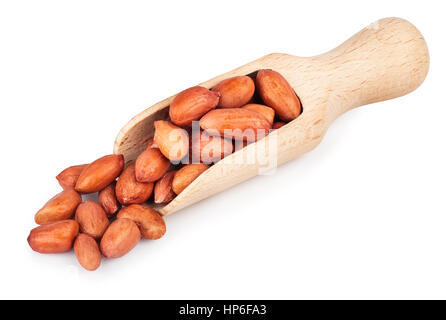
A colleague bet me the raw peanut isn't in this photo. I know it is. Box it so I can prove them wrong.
[153,121,189,162]
[27,220,79,254]
[190,131,233,164]
[75,201,109,239]
[75,154,124,193]
[117,204,166,239]
[74,234,101,271]
[172,163,209,194]
[169,86,220,127]
[116,164,154,205]
[154,171,177,204]
[200,108,271,142]
[100,218,141,258]
[135,147,170,183]
[56,164,88,190]
[256,69,301,121]
[242,104,275,124]
[34,189,82,225]
[212,76,255,108]
[272,121,286,129]
[98,182,120,217]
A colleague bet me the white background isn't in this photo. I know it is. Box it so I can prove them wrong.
[0,0,445,299]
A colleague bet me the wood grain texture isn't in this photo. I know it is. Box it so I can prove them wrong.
[114,17,429,215]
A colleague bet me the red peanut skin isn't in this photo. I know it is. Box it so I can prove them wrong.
[75,154,124,193]
[172,163,209,194]
[169,86,220,127]
[34,189,82,225]
[256,69,301,121]
[200,108,271,142]
[154,121,189,162]
[190,131,233,164]
[75,201,110,239]
[117,204,166,240]
[28,220,79,254]
[212,76,255,108]
[242,104,275,124]
[100,218,141,258]
[74,234,101,271]
[56,164,88,190]
[116,164,154,205]
[154,171,177,204]
[98,182,121,217]
[135,147,170,183]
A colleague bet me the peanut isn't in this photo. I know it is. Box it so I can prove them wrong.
[34,189,82,225]
[153,120,189,162]
[154,171,177,204]
[190,131,233,164]
[117,204,166,240]
[172,163,209,194]
[98,182,120,217]
[135,146,170,183]
[74,233,101,271]
[27,220,79,254]
[200,108,271,142]
[212,76,255,108]
[116,163,154,205]
[256,69,301,121]
[56,164,88,190]
[75,154,124,193]
[170,86,220,127]
[242,103,275,124]
[75,201,109,239]
[100,218,141,258]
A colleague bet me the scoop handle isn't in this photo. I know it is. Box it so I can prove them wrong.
[319,17,429,121]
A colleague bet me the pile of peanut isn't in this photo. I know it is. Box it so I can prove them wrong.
[27,69,301,271]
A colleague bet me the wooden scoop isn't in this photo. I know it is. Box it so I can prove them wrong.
[114,17,429,215]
